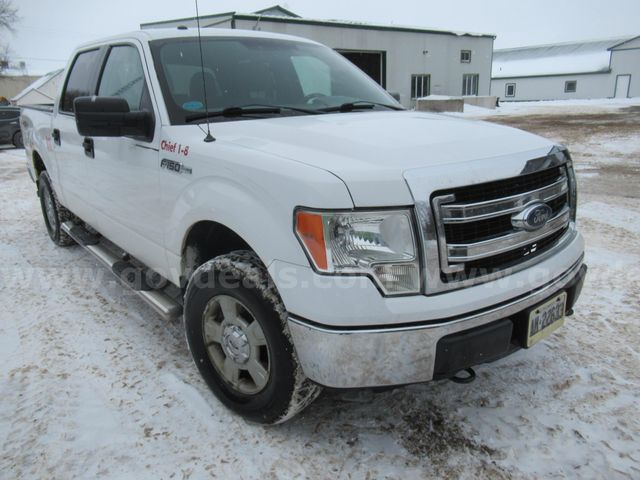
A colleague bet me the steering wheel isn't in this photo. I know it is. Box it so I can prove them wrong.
[303,93,329,105]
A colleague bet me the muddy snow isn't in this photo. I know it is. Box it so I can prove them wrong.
[1,100,639,479]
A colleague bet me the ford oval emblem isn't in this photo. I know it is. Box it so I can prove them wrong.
[511,203,553,231]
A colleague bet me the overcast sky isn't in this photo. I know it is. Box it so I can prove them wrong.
[6,0,640,75]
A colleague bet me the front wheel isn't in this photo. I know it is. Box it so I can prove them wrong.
[184,251,321,424]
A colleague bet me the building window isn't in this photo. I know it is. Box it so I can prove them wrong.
[411,74,431,99]
[462,74,479,96]
[565,80,577,93]
[460,50,472,63]
[505,83,516,97]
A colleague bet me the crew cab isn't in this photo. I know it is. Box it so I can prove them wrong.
[20,28,586,424]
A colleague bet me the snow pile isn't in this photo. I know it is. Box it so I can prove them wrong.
[447,97,640,118]
[416,94,457,100]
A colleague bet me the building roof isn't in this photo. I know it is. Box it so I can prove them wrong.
[141,5,494,39]
[609,35,640,50]
[253,5,300,18]
[492,36,636,79]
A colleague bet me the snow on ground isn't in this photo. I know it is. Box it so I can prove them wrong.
[447,97,640,118]
[1,102,639,479]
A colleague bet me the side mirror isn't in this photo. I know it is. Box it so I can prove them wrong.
[74,96,153,140]
[387,91,401,102]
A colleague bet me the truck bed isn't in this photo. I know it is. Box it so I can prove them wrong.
[20,104,55,113]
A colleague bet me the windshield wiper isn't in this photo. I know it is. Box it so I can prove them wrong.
[185,104,326,123]
[241,103,325,115]
[185,106,281,123]
[319,100,404,113]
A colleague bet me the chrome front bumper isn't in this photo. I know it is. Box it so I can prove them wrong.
[288,258,586,389]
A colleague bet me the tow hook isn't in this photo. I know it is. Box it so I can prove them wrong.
[450,367,476,384]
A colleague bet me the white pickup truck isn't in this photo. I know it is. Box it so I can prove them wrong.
[20,28,586,424]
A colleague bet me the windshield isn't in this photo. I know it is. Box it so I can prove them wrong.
[149,36,401,124]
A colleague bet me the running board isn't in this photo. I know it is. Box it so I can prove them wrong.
[61,222,182,320]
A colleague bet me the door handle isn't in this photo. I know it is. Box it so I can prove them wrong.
[82,137,94,158]
[52,129,61,146]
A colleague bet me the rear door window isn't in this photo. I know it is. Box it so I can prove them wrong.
[60,49,101,113]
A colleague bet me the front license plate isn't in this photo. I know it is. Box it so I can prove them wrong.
[526,292,567,347]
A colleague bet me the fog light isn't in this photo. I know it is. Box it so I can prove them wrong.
[372,263,420,295]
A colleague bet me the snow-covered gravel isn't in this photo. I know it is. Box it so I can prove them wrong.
[449,97,640,118]
[1,100,639,479]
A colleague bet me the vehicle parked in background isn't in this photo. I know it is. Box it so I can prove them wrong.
[19,28,586,424]
[0,106,23,148]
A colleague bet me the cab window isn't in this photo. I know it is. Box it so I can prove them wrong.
[60,49,101,113]
[98,45,152,112]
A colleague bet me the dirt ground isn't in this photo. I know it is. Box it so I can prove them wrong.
[1,103,639,479]
[484,105,640,199]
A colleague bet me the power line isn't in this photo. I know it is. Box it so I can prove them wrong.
[16,24,110,36]
[12,56,67,62]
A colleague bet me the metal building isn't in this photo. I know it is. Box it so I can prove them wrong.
[491,36,640,101]
[141,5,495,107]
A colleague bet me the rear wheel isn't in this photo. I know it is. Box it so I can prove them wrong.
[184,251,321,424]
[12,131,23,148]
[38,171,75,246]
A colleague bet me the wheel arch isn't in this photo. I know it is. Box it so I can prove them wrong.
[165,173,316,288]
[180,219,257,287]
[32,150,46,180]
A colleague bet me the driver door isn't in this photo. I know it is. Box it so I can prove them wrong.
[86,42,168,276]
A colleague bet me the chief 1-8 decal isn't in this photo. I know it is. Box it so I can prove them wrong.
[161,139,189,156]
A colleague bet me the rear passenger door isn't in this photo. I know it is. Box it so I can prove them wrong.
[52,47,103,218]
[87,42,167,276]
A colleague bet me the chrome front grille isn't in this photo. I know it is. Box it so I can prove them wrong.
[432,165,572,280]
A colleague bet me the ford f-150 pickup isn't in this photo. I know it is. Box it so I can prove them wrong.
[20,28,587,424]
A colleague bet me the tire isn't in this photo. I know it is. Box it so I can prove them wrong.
[38,171,75,246]
[12,130,23,149]
[184,250,322,424]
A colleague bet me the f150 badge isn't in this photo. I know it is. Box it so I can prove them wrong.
[161,158,192,175]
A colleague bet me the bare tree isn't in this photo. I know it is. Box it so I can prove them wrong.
[0,0,17,73]
[0,0,18,31]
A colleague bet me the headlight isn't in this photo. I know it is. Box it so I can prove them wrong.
[295,209,421,295]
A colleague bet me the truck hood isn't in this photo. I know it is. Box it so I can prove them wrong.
[218,111,556,206]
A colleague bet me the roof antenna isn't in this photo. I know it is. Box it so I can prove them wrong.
[195,0,215,142]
